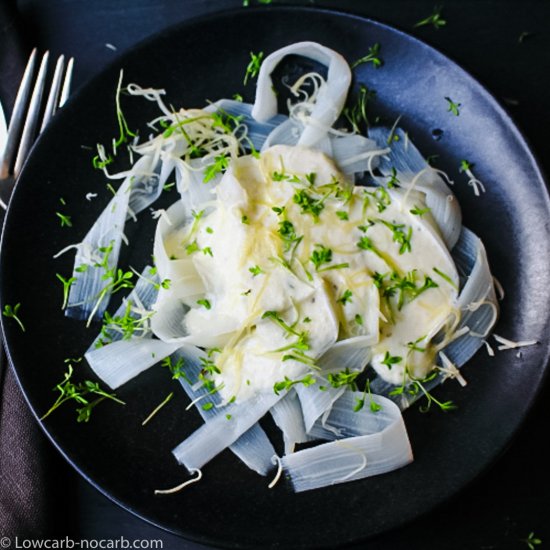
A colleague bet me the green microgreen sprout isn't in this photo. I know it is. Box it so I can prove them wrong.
[95,299,155,348]
[83,242,135,327]
[459,159,473,173]
[379,220,413,254]
[293,189,325,220]
[407,336,427,353]
[203,153,229,183]
[445,96,462,116]
[186,241,200,255]
[432,267,459,290]
[353,379,381,413]
[336,210,349,221]
[56,274,77,310]
[521,532,542,550]
[327,368,360,391]
[2,303,25,332]
[92,71,137,168]
[273,374,316,395]
[390,370,456,413]
[356,235,385,263]
[338,289,353,305]
[262,310,301,338]
[381,351,403,369]
[364,187,391,213]
[386,167,400,188]
[274,331,310,354]
[113,71,137,149]
[249,265,264,276]
[377,270,439,311]
[196,356,222,394]
[92,152,113,170]
[305,172,317,187]
[132,266,171,292]
[410,205,431,216]
[343,85,376,133]
[56,212,73,227]
[41,364,125,422]
[243,50,264,85]
[310,244,349,273]
[351,43,383,69]
[161,356,189,382]
[263,311,316,366]
[310,244,332,270]
[414,6,447,29]
[277,219,302,254]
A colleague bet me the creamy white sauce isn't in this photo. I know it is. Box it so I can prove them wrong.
[165,144,459,401]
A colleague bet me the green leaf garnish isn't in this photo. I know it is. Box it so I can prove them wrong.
[273,374,316,395]
[336,210,349,221]
[41,364,124,422]
[203,153,229,183]
[293,189,325,220]
[381,351,402,369]
[161,356,189,381]
[56,212,73,227]
[521,531,542,550]
[338,289,353,305]
[243,50,264,85]
[2,303,25,332]
[445,96,461,116]
[379,220,413,254]
[414,6,446,29]
[351,43,383,69]
[410,205,431,216]
[343,85,376,133]
[56,274,77,310]
[249,265,264,276]
[327,368,360,390]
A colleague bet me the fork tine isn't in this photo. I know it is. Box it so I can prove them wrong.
[13,51,50,177]
[39,55,65,134]
[59,57,74,108]
[0,48,37,179]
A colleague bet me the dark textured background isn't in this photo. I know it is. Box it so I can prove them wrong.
[2,1,549,548]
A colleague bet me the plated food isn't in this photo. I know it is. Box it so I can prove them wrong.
[52,42,499,492]
[2,8,548,546]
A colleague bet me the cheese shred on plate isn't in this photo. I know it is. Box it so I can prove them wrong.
[61,42,500,493]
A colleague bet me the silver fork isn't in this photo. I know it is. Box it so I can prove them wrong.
[0,49,74,382]
[0,49,74,209]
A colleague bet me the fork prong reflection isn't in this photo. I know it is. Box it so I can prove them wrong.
[13,51,50,177]
[0,48,37,179]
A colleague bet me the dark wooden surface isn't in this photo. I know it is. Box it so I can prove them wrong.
[5,1,550,548]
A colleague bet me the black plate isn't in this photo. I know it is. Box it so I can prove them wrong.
[2,6,550,549]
